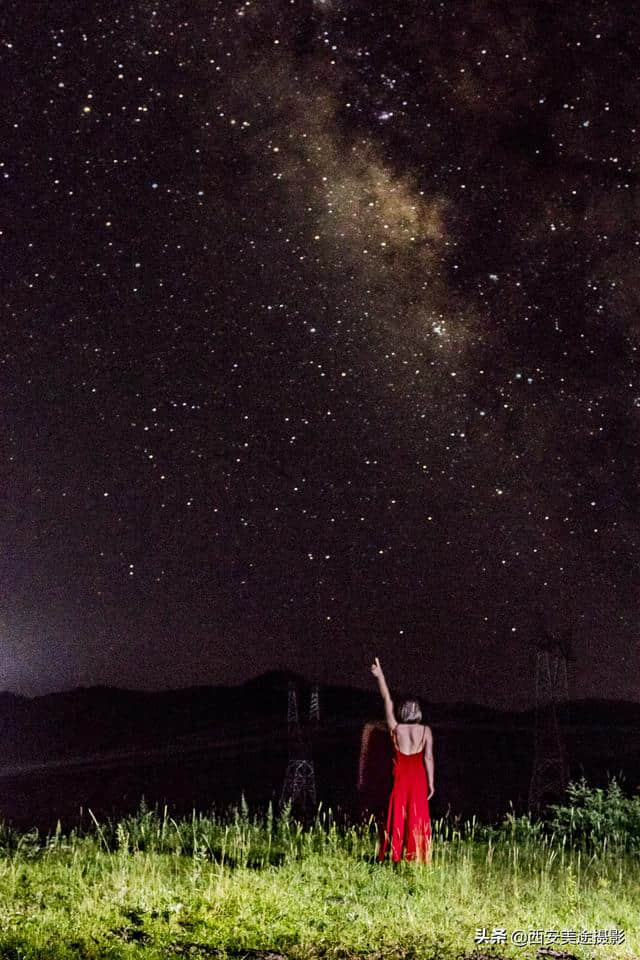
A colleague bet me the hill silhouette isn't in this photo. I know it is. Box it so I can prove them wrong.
[0,674,637,833]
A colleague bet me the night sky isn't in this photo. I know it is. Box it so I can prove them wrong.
[3,0,639,706]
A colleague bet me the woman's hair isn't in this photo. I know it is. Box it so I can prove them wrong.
[399,699,422,723]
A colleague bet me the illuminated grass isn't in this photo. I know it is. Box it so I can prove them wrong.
[0,794,637,960]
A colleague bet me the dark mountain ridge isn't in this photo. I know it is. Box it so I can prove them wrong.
[0,673,638,833]
[0,672,637,767]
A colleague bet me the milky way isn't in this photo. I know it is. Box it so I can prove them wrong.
[2,0,639,704]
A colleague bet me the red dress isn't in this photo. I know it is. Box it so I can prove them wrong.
[378,724,431,863]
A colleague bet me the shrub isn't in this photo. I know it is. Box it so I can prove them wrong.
[545,776,640,852]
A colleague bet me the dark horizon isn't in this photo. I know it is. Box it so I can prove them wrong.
[0,663,637,836]
[1,667,639,718]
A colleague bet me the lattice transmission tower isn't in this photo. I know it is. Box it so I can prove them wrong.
[528,624,575,812]
[280,681,319,822]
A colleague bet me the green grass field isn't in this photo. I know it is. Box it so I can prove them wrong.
[0,781,637,960]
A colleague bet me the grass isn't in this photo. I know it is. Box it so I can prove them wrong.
[0,790,637,960]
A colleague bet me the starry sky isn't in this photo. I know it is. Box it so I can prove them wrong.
[2,0,639,706]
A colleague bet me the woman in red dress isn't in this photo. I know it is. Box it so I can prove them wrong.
[371,657,434,863]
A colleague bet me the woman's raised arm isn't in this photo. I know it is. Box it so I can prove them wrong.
[371,657,397,731]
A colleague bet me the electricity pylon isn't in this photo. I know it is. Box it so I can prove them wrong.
[280,681,317,823]
[528,623,574,812]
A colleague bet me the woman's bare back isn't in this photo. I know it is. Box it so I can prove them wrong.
[393,723,429,755]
